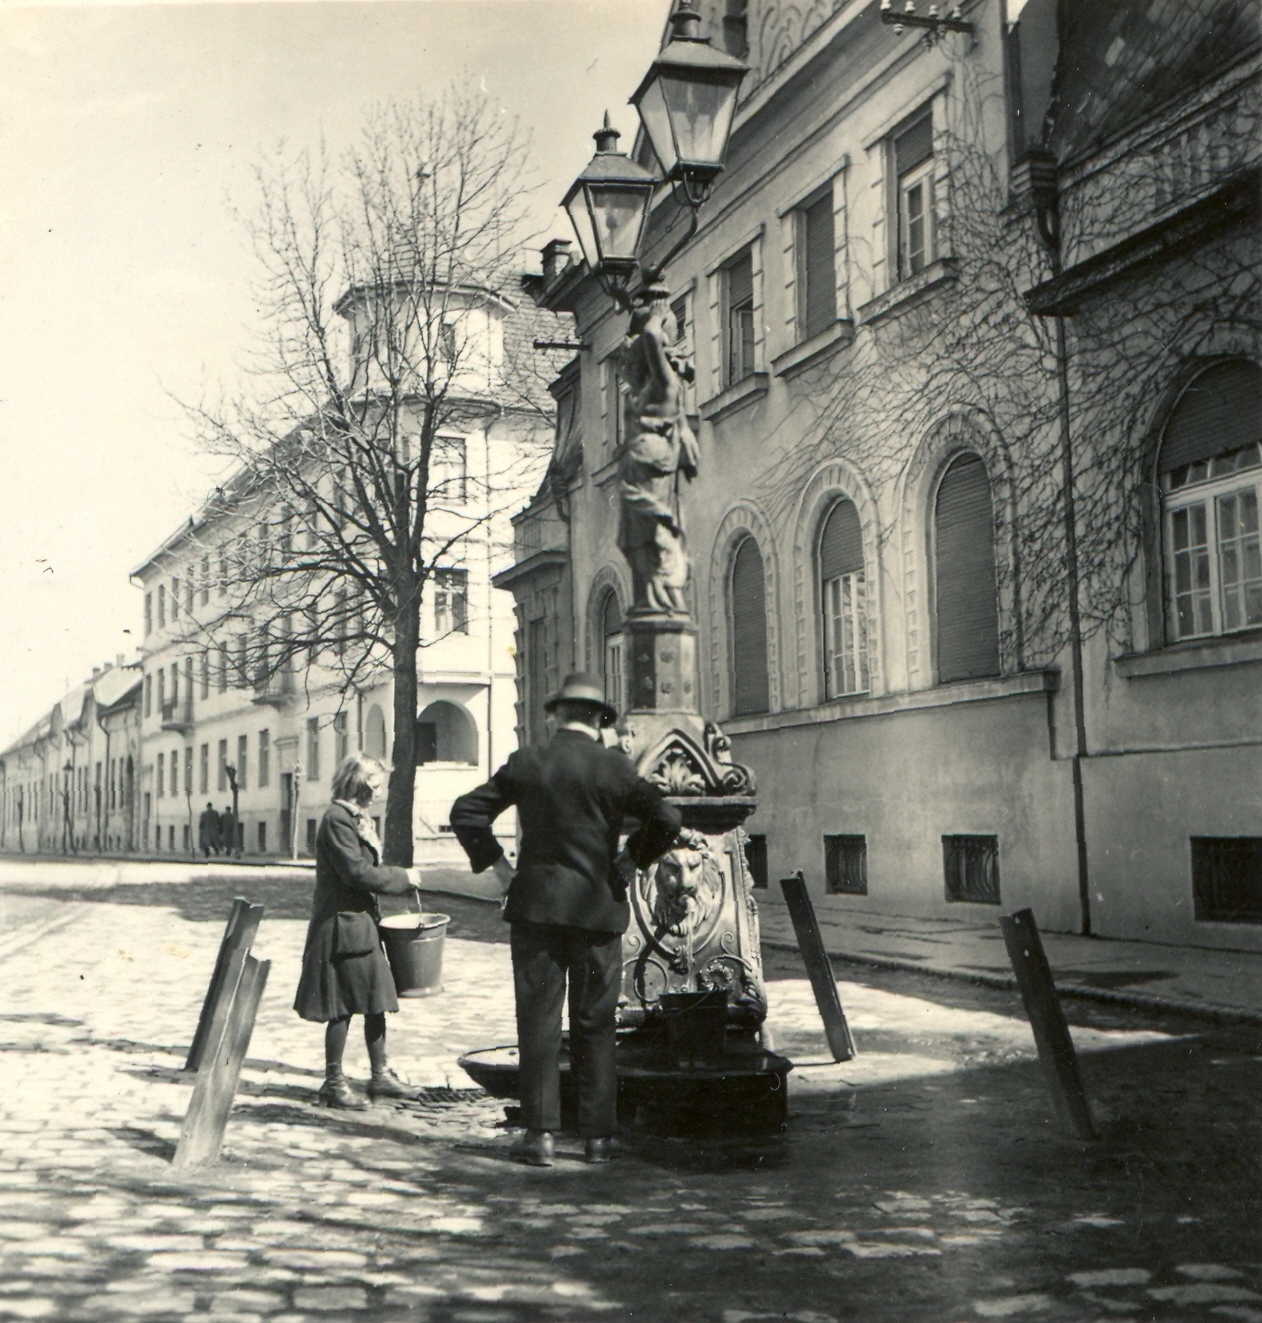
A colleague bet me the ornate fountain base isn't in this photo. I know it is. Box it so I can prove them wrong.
[458,685,789,1139]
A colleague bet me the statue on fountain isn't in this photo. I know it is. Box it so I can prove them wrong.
[615,286,698,616]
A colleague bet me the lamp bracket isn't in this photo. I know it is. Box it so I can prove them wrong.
[880,1,973,47]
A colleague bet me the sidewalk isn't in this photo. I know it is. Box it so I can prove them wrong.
[0,855,494,897]
[758,901,1262,1024]
[0,856,312,891]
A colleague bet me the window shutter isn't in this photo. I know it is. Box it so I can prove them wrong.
[895,113,933,177]
[935,453,1000,682]
[727,248,753,309]
[601,589,622,642]
[731,537,770,716]
[671,295,689,346]
[1160,360,1262,473]
[819,499,863,581]
[802,191,836,339]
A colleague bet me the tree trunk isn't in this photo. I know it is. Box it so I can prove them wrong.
[383,598,420,866]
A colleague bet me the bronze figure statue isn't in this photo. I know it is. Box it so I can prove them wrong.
[615,287,698,615]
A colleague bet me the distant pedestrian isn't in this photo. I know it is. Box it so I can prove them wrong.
[219,806,237,858]
[450,672,700,1166]
[198,802,220,859]
[293,753,425,1108]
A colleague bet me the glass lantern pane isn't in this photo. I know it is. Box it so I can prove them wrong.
[636,77,677,175]
[564,192,600,272]
[587,182,648,262]
[661,73,737,167]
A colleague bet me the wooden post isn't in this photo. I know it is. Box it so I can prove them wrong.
[780,872,856,1062]
[185,899,263,1072]
[173,954,271,1169]
[1000,907,1097,1141]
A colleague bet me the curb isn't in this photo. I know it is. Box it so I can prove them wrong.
[762,939,1262,1028]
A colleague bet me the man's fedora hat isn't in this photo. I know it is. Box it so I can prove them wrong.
[544,671,618,724]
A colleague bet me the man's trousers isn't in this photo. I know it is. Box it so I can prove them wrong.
[510,920,622,1138]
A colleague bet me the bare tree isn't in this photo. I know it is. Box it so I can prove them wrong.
[180,90,565,864]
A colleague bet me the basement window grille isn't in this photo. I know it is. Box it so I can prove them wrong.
[943,834,1000,904]
[825,834,868,895]
[1192,837,1262,924]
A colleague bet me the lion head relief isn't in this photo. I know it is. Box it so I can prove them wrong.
[645,847,723,943]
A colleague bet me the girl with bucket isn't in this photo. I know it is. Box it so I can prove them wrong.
[293,752,426,1109]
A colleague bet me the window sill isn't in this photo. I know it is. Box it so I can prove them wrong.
[1114,630,1262,678]
[699,373,770,424]
[856,257,960,328]
[772,320,856,379]
[722,669,1057,736]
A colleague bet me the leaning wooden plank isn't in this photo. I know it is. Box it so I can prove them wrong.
[184,898,247,1072]
[185,901,263,1073]
[780,871,856,1063]
[173,955,271,1170]
[1000,908,1098,1141]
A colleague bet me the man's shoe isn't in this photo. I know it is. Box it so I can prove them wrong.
[316,1073,367,1110]
[584,1137,615,1164]
[510,1129,555,1167]
[367,1067,420,1102]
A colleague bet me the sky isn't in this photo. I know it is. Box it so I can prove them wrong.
[0,0,665,748]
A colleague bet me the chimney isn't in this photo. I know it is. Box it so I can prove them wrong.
[91,667,101,678]
[541,238,572,282]
[116,653,125,666]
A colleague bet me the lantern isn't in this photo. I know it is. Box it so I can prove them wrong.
[562,115,657,290]
[630,0,748,205]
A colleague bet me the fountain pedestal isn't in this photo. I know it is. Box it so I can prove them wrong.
[458,286,790,1137]
[460,611,791,1138]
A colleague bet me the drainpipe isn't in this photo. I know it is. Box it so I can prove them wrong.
[1028,149,1091,936]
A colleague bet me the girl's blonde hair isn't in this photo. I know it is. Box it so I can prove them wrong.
[331,752,388,806]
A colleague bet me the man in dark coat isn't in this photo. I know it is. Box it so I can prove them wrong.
[219,805,237,858]
[198,802,220,858]
[450,672,695,1166]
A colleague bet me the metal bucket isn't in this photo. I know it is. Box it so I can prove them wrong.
[379,912,449,998]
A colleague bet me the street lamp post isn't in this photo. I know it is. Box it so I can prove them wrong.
[225,762,241,858]
[562,0,747,723]
[62,761,75,856]
[558,0,773,1041]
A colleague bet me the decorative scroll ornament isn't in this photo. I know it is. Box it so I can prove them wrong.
[697,953,767,1024]
[641,725,756,798]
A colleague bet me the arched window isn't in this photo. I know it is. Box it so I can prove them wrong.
[1159,360,1262,641]
[599,589,624,711]
[416,701,477,766]
[819,498,868,698]
[364,704,387,760]
[934,452,999,682]
[730,535,769,716]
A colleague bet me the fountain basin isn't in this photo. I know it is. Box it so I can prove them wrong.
[458,1032,792,1138]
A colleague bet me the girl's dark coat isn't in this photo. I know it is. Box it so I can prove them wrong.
[293,801,412,1022]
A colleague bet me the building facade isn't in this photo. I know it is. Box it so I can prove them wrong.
[0,660,143,855]
[507,0,1262,949]
[132,287,566,861]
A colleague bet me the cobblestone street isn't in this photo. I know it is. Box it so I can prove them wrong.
[0,873,1259,1322]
